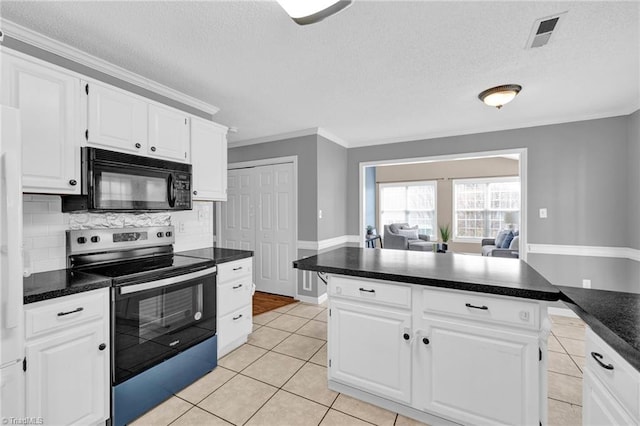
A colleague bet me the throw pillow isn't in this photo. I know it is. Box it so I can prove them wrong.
[389,224,399,234]
[495,230,509,247]
[501,231,515,248]
[397,228,419,240]
[400,224,418,230]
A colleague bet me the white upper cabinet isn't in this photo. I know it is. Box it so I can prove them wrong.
[148,103,190,162]
[1,51,81,194]
[191,117,227,201]
[86,81,147,155]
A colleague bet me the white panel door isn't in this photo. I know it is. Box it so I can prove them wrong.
[221,168,255,251]
[221,163,295,297]
[328,299,412,403]
[148,103,190,162]
[1,52,81,194]
[416,316,539,426]
[255,163,295,296]
[86,81,147,154]
[583,371,636,426]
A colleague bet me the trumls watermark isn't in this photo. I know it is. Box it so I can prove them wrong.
[1,417,44,425]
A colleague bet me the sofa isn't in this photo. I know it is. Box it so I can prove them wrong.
[383,223,432,251]
[481,230,519,258]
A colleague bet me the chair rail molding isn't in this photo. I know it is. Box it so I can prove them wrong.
[528,244,640,262]
[0,18,219,116]
[298,235,360,251]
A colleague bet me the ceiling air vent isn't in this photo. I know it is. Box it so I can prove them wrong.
[526,12,567,49]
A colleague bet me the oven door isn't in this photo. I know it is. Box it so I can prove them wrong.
[112,267,216,385]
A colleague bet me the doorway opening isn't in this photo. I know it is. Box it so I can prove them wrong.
[360,149,527,260]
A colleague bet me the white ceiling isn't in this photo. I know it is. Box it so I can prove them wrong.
[1,1,638,148]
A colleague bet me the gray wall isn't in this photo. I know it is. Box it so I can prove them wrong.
[228,134,318,241]
[317,136,347,240]
[628,110,640,250]
[365,167,376,230]
[1,36,212,119]
[348,116,630,247]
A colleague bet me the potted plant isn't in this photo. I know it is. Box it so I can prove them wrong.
[438,224,451,252]
[366,225,374,236]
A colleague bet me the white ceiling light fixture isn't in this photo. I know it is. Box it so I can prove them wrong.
[277,0,353,25]
[478,84,522,109]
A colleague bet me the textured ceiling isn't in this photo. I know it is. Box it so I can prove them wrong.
[1,1,638,147]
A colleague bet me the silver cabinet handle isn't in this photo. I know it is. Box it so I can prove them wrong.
[58,307,83,316]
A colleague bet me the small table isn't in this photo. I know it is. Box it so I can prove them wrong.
[365,234,383,248]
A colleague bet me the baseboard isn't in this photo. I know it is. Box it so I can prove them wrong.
[295,292,328,305]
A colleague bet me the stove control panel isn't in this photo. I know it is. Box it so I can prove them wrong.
[67,226,176,255]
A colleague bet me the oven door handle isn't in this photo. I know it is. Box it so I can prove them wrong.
[119,266,217,295]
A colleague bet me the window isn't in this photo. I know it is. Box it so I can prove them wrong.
[379,181,437,238]
[453,177,520,239]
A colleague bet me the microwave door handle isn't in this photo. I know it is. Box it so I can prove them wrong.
[167,173,176,207]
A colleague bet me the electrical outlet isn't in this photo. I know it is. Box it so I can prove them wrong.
[539,208,548,219]
[582,279,591,289]
[318,210,323,219]
[178,222,185,233]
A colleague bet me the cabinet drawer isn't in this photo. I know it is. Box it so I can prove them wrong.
[586,327,640,420]
[218,305,252,350]
[217,258,252,283]
[422,288,539,329]
[25,289,108,340]
[218,278,252,318]
[328,276,411,309]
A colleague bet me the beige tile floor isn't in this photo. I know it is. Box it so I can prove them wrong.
[131,303,585,426]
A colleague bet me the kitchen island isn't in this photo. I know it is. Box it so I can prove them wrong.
[294,247,560,426]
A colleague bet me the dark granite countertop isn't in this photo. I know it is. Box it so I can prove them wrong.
[177,247,253,264]
[24,269,112,304]
[293,247,560,301]
[558,285,640,373]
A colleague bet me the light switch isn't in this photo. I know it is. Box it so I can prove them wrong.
[539,208,548,219]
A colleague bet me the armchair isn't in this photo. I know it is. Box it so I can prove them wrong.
[481,231,519,258]
[383,223,431,250]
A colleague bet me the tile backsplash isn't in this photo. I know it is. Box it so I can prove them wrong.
[23,195,215,274]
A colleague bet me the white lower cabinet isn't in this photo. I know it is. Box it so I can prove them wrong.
[327,276,549,426]
[416,317,539,425]
[583,327,639,426]
[217,257,254,358]
[329,299,412,403]
[24,289,109,426]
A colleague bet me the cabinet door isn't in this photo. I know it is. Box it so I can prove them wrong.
[416,316,539,425]
[328,299,411,403]
[25,322,109,426]
[86,81,147,154]
[583,371,636,426]
[1,53,81,194]
[191,117,227,200]
[148,103,190,162]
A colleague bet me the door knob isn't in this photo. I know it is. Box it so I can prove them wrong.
[135,143,141,149]
[98,343,107,351]
[150,146,157,152]
[193,190,198,195]
[69,179,77,186]
[422,338,430,345]
[403,333,410,341]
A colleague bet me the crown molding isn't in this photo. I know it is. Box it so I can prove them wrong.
[346,106,639,148]
[0,18,219,116]
[230,126,350,149]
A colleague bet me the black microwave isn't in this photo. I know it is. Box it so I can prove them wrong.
[62,147,192,212]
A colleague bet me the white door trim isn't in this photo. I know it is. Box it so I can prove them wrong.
[221,156,299,297]
[359,148,528,261]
